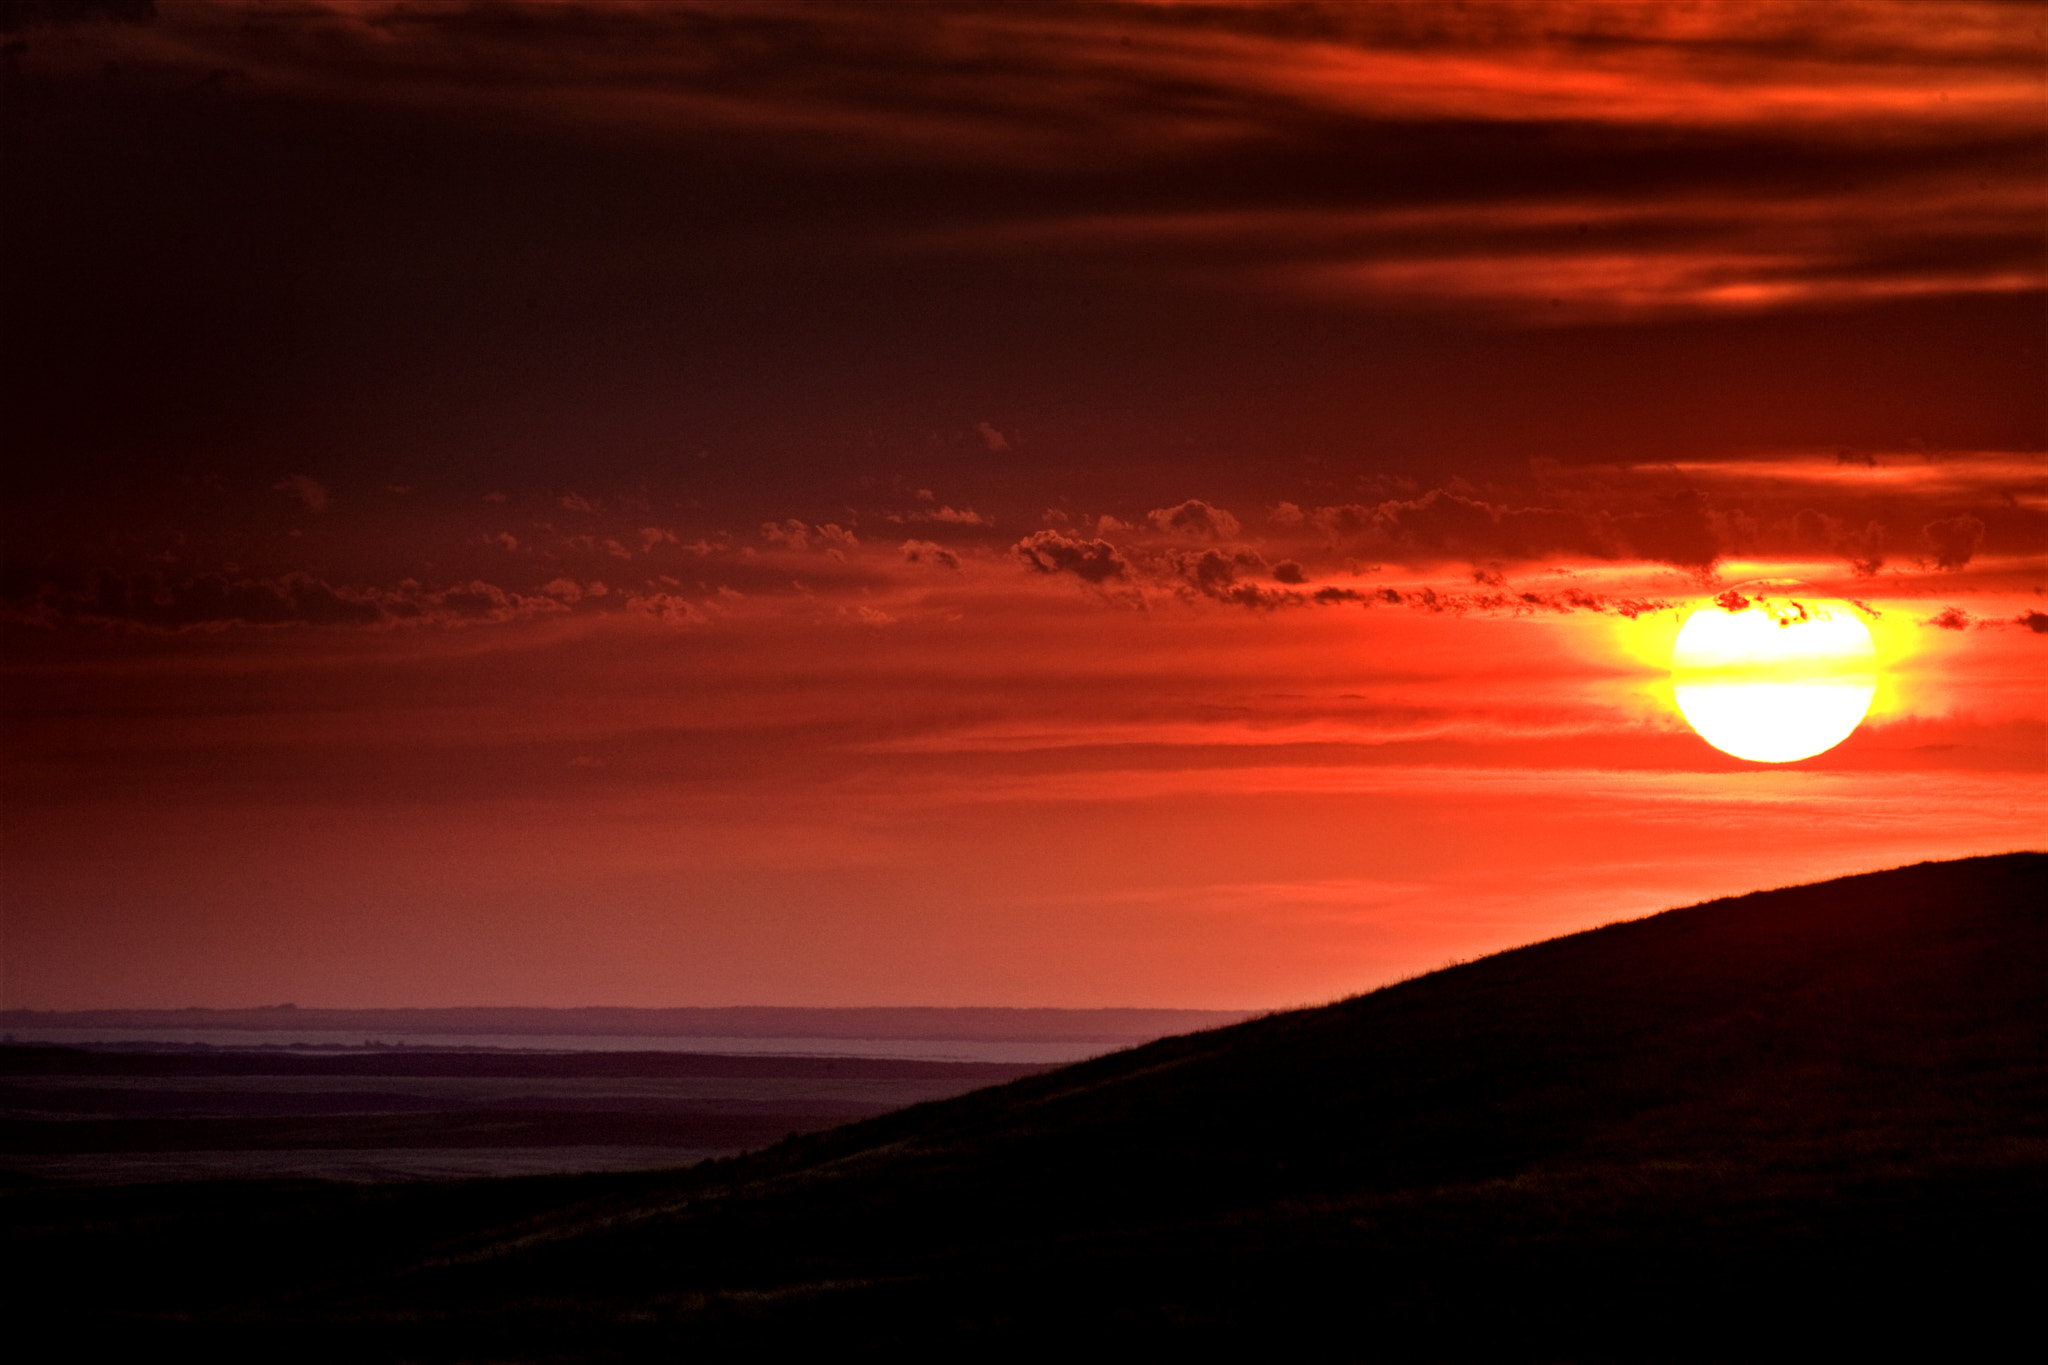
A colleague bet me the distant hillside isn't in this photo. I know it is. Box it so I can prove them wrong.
[9,853,2044,1360]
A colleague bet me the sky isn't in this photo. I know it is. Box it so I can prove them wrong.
[3,0,2043,1011]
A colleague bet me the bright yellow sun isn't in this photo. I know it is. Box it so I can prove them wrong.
[1670,583,1878,763]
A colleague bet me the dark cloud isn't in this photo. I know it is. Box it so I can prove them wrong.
[1358,585,1674,620]
[1268,458,2048,578]
[1373,491,1505,557]
[1162,547,1295,609]
[762,520,858,553]
[893,502,991,527]
[1271,560,1307,585]
[3,568,578,631]
[1839,522,1887,579]
[1182,549,1253,596]
[1923,514,1986,570]
[1300,486,1716,570]
[2017,610,2048,635]
[623,591,709,626]
[1215,584,1306,611]
[901,539,959,570]
[1148,500,1242,541]
[1135,534,1679,616]
[1926,606,1973,631]
[1012,529,1127,584]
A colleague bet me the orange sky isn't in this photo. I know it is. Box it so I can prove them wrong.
[3,1,2043,1009]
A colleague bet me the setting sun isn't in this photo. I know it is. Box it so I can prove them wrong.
[1670,585,1879,763]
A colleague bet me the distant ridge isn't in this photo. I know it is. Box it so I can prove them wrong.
[0,1005,1253,1043]
[9,853,2044,1360]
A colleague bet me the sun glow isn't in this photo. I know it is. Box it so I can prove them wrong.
[1670,585,1878,763]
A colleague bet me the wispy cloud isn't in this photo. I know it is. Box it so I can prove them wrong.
[19,1,2042,321]
[922,173,2045,318]
[43,1,2036,146]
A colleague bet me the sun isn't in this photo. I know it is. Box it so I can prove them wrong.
[1670,583,1878,763]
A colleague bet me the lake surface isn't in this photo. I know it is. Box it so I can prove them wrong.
[2,1027,1109,1065]
[1,1007,1261,1182]
[0,1043,1055,1183]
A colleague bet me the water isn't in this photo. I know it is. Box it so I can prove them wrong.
[0,1032,1082,1184]
[2,1028,1115,1066]
[2,1145,728,1184]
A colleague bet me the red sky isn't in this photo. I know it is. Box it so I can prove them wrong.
[3,0,2043,1010]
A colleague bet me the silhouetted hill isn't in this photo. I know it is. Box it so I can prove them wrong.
[9,854,2044,1360]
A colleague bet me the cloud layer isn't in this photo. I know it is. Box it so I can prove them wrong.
[12,0,2042,320]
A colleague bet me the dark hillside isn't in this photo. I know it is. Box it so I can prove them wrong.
[9,853,2045,1360]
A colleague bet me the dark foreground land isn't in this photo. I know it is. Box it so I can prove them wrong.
[7,853,2044,1360]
